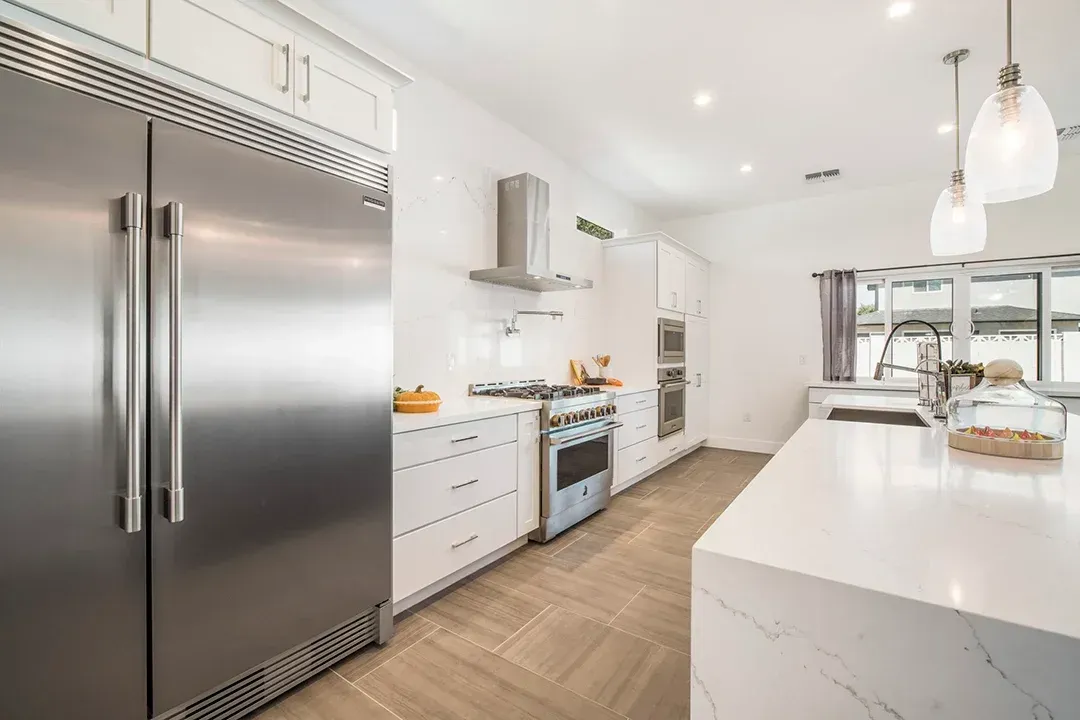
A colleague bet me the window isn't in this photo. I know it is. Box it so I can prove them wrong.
[854,261,1080,383]
[576,216,613,240]
[1051,268,1080,381]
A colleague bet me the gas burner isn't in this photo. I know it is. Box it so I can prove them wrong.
[470,381,602,401]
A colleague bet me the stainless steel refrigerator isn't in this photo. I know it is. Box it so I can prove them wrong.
[0,23,393,720]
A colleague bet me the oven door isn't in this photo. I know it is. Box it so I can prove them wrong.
[658,318,685,363]
[542,422,622,517]
[658,382,687,437]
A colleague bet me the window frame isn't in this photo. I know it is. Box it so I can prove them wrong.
[857,257,1080,384]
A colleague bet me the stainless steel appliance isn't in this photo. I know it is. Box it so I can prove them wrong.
[469,173,593,292]
[470,382,620,541]
[658,317,686,364]
[0,22,391,720]
[658,367,689,437]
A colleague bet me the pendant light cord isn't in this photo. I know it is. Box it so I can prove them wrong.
[954,60,961,170]
[1006,0,1013,66]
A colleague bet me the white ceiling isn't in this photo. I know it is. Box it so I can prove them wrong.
[323,0,1080,219]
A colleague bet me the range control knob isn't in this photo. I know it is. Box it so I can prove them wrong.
[551,414,563,428]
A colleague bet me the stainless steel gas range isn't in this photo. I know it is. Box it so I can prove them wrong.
[470,381,621,542]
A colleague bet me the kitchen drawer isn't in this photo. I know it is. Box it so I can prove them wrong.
[619,390,658,413]
[657,432,686,462]
[393,442,517,536]
[393,493,518,602]
[617,437,658,485]
[618,407,658,450]
[393,414,518,470]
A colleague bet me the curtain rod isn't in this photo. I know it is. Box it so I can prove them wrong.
[811,252,1080,278]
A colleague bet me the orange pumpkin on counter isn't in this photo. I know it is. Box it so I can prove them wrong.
[393,385,442,413]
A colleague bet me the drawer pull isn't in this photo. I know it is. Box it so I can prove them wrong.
[451,478,480,490]
[635,399,648,404]
[451,435,479,444]
[669,445,679,453]
[635,456,647,462]
[451,534,479,549]
[635,424,647,430]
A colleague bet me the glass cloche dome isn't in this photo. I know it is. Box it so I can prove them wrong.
[946,359,1066,460]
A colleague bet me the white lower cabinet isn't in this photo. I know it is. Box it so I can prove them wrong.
[392,493,517,602]
[657,432,686,461]
[617,437,657,485]
[151,0,296,113]
[15,0,147,52]
[292,37,393,151]
[392,442,517,537]
[516,412,540,536]
[618,407,658,450]
[393,414,517,470]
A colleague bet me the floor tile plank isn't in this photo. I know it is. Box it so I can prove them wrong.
[250,671,398,720]
[552,534,691,597]
[334,613,436,683]
[415,577,549,650]
[610,586,690,654]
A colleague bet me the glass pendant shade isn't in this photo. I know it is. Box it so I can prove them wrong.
[965,84,1058,203]
[930,183,986,256]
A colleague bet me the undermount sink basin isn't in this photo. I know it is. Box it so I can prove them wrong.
[825,407,929,427]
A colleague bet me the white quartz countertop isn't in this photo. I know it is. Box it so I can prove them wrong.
[696,418,1080,640]
[392,397,541,434]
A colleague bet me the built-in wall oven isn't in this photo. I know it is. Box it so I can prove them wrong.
[658,317,685,364]
[658,366,688,437]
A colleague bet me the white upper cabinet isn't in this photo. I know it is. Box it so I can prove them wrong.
[16,0,147,52]
[151,0,296,113]
[684,314,710,447]
[292,37,393,152]
[686,255,709,318]
[656,242,686,313]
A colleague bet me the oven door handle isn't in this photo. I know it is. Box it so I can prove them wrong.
[549,422,623,446]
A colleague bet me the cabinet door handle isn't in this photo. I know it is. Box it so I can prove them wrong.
[671,291,676,308]
[301,54,312,102]
[635,424,647,430]
[635,456,647,462]
[698,299,702,313]
[280,44,291,94]
[164,202,185,523]
[451,434,479,443]
[451,534,479,549]
[451,478,479,490]
[674,291,678,308]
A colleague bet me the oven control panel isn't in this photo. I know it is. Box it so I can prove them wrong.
[549,402,617,428]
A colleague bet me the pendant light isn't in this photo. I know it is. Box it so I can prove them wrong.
[931,49,986,257]
[965,0,1058,203]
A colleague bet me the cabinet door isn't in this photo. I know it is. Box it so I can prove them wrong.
[686,257,709,318]
[16,0,147,52]
[656,243,686,312]
[516,412,540,536]
[150,0,295,113]
[685,315,710,446]
[293,37,393,152]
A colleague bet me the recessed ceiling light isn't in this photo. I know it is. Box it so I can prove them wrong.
[887,1,913,19]
[692,92,713,108]
[433,175,444,182]
[938,123,954,135]
[740,164,753,173]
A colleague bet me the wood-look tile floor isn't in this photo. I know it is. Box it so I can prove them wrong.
[248,447,768,720]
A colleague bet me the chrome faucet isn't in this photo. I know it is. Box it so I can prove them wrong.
[872,320,947,417]
[506,309,564,336]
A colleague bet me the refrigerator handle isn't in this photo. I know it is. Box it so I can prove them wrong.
[120,192,144,533]
[164,201,185,523]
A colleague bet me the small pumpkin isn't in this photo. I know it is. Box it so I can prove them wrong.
[394,384,442,413]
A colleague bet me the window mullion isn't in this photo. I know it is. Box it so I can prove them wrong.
[953,274,971,362]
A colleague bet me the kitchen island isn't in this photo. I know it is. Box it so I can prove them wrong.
[692,418,1080,719]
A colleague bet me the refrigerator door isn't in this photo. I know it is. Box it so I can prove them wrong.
[149,120,393,714]
[0,70,148,719]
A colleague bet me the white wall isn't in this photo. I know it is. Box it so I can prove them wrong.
[389,72,653,396]
[661,155,1080,450]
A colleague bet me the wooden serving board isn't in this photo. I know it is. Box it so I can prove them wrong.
[948,431,1064,460]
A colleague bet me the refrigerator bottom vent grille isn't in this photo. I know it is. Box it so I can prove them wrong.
[157,606,380,720]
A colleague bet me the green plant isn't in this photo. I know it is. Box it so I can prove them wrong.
[857,303,877,316]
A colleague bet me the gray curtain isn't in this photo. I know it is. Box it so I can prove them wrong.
[819,269,857,381]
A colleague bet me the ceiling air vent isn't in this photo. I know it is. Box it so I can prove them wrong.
[804,168,842,184]
[1058,125,1080,143]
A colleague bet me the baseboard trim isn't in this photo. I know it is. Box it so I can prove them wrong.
[612,440,705,496]
[705,436,783,455]
[392,536,527,615]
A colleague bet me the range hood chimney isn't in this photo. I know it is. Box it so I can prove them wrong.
[469,173,594,292]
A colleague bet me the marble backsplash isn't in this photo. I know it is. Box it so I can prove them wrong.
[390,76,653,398]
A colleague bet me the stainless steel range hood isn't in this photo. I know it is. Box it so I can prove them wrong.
[469,173,593,292]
